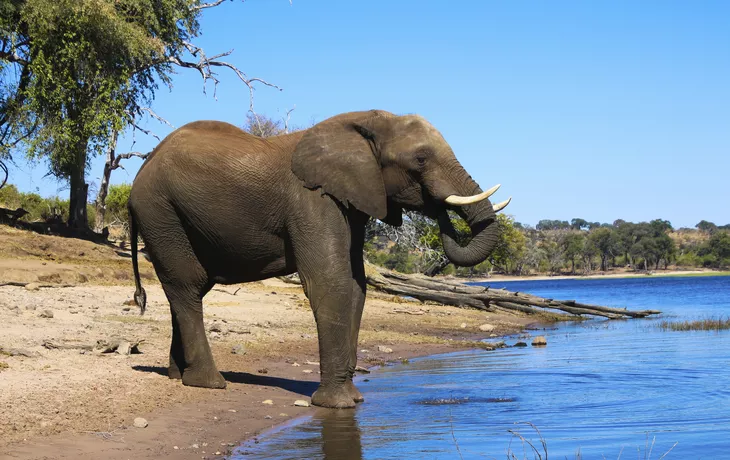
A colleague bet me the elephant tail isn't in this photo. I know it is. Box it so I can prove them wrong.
[129,208,147,315]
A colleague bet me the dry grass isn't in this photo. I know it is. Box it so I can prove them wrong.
[658,317,730,331]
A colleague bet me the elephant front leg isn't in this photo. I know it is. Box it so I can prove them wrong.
[345,280,366,403]
[305,281,359,409]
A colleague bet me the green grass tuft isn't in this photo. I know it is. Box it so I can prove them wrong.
[658,317,730,331]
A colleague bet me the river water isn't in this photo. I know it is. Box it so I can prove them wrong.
[233,275,730,459]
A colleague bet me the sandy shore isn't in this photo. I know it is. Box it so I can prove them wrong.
[0,264,545,460]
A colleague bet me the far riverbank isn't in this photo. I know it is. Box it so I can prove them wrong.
[460,268,730,283]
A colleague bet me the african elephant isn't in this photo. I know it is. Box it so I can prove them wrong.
[128,110,510,408]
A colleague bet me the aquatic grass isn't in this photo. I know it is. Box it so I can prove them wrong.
[658,316,730,331]
[504,423,678,460]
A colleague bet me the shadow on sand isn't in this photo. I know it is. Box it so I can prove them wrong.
[132,365,318,397]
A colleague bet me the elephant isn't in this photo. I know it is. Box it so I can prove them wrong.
[127,109,510,408]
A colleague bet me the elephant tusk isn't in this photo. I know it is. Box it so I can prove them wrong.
[492,197,512,213]
[444,184,501,206]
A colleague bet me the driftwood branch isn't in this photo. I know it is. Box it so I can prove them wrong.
[363,263,660,320]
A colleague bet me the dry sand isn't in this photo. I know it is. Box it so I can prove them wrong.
[0,226,546,460]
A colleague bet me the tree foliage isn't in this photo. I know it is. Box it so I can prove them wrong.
[1,0,277,229]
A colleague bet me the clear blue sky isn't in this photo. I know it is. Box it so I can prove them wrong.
[7,0,730,229]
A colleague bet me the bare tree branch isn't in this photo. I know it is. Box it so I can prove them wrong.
[0,159,8,190]
[192,0,227,11]
[168,49,282,110]
[282,106,295,133]
[112,151,150,170]
[139,107,175,129]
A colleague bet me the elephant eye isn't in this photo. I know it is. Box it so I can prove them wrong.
[416,155,426,165]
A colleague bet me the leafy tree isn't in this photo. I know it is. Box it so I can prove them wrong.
[536,219,570,231]
[489,214,526,275]
[570,218,588,231]
[2,1,278,230]
[696,220,718,234]
[588,227,619,272]
[699,231,730,268]
[581,235,599,273]
[562,232,584,273]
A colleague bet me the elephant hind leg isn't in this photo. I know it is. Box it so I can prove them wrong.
[139,213,223,389]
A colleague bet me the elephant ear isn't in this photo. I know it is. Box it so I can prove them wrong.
[291,113,388,220]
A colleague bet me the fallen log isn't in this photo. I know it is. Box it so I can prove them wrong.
[364,262,660,320]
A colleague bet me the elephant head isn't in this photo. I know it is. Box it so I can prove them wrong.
[291,110,510,267]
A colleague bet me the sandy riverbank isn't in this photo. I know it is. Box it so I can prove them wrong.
[0,227,548,460]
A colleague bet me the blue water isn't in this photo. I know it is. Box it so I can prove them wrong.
[233,275,730,459]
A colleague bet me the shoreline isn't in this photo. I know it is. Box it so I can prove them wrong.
[460,269,730,284]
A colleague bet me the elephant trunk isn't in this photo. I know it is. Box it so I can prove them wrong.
[437,173,502,267]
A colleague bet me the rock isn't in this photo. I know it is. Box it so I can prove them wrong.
[264,415,272,419]
[279,413,288,417]
[460,323,467,329]
[291,362,301,367]
[191,444,199,449]
[231,344,247,355]
[262,400,273,405]
[257,368,268,374]
[133,417,148,428]
[39,310,54,319]
[302,369,313,374]
[116,341,132,355]
[122,307,131,312]
[478,324,495,332]
[293,400,310,407]
[360,349,369,353]
[25,283,40,291]
[228,409,237,413]
[532,336,547,347]
[513,342,528,347]
[377,345,393,353]
[123,299,136,306]
[25,305,37,311]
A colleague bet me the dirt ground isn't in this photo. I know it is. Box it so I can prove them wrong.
[0,226,546,460]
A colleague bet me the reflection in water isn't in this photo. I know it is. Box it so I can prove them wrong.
[319,409,362,460]
[237,409,363,460]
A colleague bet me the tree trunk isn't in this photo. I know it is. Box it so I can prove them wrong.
[94,131,118,232]
[66,134,91,230]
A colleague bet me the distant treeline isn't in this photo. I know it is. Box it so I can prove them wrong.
[366,214,730,276]
[2,184,729,275]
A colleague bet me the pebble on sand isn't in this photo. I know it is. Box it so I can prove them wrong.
[39,310,54,319]
[377,345,393,353]
[293,400,310,407]
[262,400,274,405]
[133,417,148,428]
[478,324,495,332]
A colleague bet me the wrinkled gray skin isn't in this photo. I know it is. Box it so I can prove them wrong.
[128,110,501,408]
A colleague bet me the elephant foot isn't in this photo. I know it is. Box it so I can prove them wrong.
[167,365,182,380]
[311,385,356,409]
[345,380,365,403]
[181,366,227,389]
